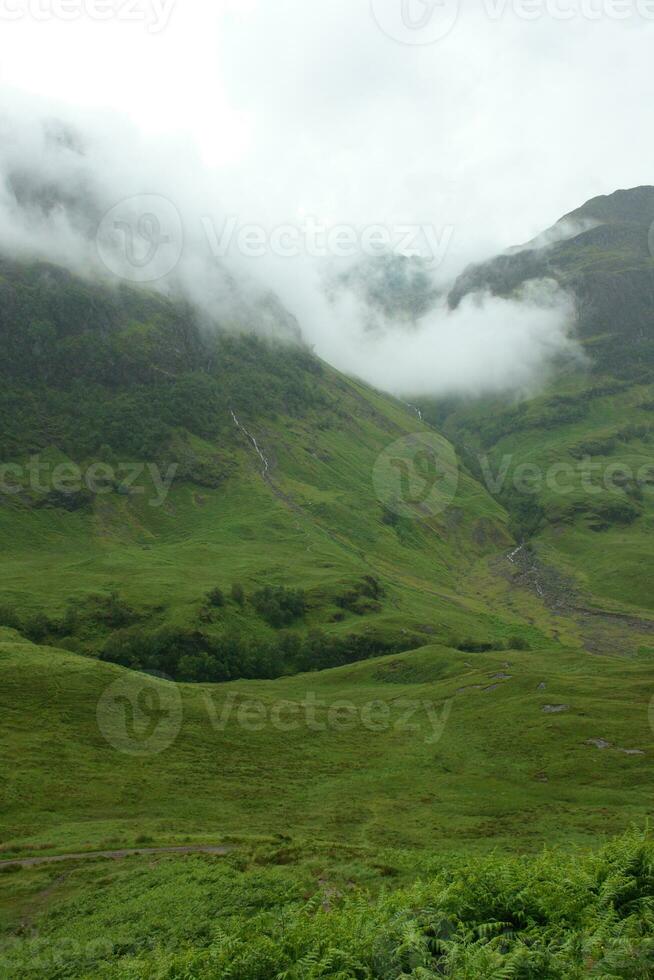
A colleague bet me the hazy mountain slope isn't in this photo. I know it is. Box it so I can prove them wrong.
[1,233,652,855]
[449,185,654,376]
[421,187,654,627]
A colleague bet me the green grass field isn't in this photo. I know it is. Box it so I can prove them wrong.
[2,630,654,975]
[4,628,654,855]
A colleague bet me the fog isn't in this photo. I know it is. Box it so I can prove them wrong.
[0,93,580,398]
[1,2,652,397]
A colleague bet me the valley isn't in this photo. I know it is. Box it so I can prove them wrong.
[1,188,654,977]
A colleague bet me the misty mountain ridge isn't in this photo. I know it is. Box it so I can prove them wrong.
[325,253,441,331]
[0,113,304,347]
[2,124,653,397]
[0,108,584,401]
[448,186,654,378]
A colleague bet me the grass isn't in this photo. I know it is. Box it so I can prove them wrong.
[2,632,654,974]
[2,633,653,858]
[2,811,654,976]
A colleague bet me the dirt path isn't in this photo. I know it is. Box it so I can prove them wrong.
[0,845,232,870]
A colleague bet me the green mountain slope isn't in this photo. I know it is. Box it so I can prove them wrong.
[422,187,654,634]
[0,255,524,680]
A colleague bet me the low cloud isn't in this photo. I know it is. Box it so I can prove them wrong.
[0,91,584,401]
[508,217,602,255]
[295,276,582,399]
[0,94,302,342]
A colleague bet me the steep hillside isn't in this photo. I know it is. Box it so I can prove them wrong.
[0,255,529,682]
[449,186,654,376]
[421,187,654,631]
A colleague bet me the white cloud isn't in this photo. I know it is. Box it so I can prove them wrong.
[0,3,649,395]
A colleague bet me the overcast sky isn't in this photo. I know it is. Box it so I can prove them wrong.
[1,0,651,395]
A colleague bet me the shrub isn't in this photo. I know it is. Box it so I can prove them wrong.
[231,583,245,607]
[500,491,545,540]
[61,591,138,635]
[252,586,306,628]
[0,605,21,630]
[506,634,531,651]
[590,498,641,530]
[206,587,225,608]
[22,612,54,644]
[335,577,385,615]
[100,624,416,683]
[457,639,496,653]
[22,830,654,977]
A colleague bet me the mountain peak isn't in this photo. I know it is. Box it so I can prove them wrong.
[562,184,654,228]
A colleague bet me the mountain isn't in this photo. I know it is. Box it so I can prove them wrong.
[0,253,517,681]
[421,186,654,632]
[326,253,441,329]
[448,185,654,376]
[2,190,654,976]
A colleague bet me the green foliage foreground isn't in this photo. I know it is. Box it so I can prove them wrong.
[3,831,654,978]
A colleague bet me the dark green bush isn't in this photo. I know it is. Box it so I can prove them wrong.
[99,624,414,682]
[231,583,245,607]
[252,586,306,628]
[456,639,496,654]
[335,576,385,615]
[506,634,531,651]
[206,587,225,608]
